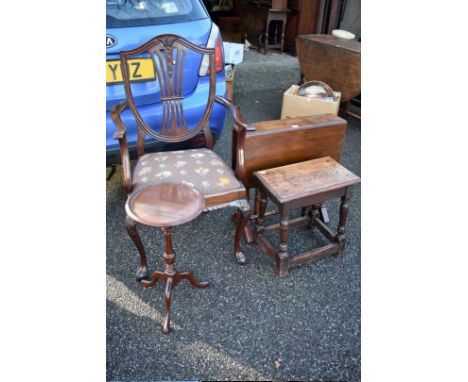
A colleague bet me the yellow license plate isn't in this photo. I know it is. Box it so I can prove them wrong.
[106,58,155,84]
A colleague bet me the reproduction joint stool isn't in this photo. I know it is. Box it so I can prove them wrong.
[125,183,209,334]
[253,157,360,277]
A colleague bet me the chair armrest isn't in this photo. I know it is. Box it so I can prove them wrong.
[110,101,132,194]
[111,101,129,139]
[215,96,255,181]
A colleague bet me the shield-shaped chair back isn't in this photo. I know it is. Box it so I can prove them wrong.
[120,34,217,151]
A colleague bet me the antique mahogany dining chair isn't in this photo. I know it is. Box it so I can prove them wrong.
[111,34,254,280]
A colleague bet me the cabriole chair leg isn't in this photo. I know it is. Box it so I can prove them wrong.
[234,199,251,265]
[124,215,148,280]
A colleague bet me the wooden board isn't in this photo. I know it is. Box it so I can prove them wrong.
[296,34,361,102]
[239,113,347,189]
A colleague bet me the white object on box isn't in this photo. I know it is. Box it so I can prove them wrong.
[280,85,341,119]
[223,42,244,65]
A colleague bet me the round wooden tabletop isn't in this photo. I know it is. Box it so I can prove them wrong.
[125,183,205,227]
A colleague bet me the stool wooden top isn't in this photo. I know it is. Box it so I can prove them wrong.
[254,157,360,203]
[125,183,204,227]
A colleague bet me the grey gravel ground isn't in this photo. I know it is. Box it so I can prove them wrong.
[106,49,361,381]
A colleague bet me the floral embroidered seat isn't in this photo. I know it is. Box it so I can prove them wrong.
[132,148,245,209]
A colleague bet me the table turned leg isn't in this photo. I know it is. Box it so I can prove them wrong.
[336,189,350,256]
[174,271,209,288]
[163,227,176,276]
[277,207,290,277]
[234,199,251,265]
[124,215,148,281]
[140,227,176,288]
[163,278,173,334]
[141,226,209,334]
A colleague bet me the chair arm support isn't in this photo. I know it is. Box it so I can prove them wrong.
[215,96,255,181]
[110,101,132,194]
[111,101,129,139]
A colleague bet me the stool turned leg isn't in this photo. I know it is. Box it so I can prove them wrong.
[256,190,268,233]
[254,187,261,218]
[124,215,148,281]
[308,204,321,228]
[277,209,290,277]
[234,199,251,265]
[336,189,350,256]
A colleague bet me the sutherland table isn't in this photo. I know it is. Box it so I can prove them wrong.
[254,157,360,277]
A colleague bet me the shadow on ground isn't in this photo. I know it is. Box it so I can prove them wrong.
[106,50,361,381]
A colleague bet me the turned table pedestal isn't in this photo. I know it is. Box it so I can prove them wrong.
[125,183,209,334]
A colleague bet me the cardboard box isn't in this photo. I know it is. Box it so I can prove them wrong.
[223,42,244,65]
[280,85,341,119]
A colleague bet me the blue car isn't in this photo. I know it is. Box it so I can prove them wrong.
[106,0,226,164]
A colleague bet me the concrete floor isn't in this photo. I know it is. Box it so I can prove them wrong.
[106,49,361,381]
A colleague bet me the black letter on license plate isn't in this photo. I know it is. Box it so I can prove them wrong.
[131,62,142,78]
[109,63,119,81]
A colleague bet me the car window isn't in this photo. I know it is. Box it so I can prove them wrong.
[107,0,208,28]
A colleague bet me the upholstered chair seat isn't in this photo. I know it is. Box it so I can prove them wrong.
[132,148,245,210]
